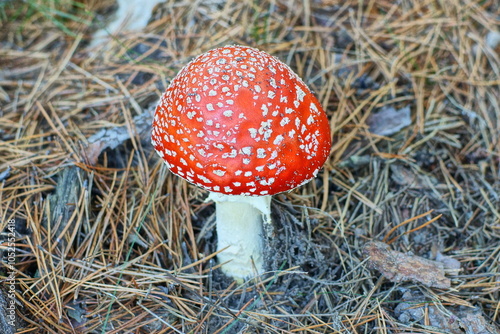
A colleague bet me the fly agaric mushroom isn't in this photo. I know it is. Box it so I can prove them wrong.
[151,45,331,281]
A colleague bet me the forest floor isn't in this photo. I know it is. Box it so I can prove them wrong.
[0,0,499,333]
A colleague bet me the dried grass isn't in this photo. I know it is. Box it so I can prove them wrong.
[1,0,499,333]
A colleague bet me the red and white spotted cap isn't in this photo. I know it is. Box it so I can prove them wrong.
[151,45,331,196]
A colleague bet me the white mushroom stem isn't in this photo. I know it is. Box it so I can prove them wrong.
[207,193,271,282]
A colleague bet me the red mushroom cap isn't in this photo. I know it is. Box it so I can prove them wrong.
[152,45,331,196]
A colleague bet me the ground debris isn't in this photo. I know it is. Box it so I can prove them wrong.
[362,241,451,288]
[395,291,500,334]
[84,110,153,164]
[389,164,440,189]
[435,250,461,274]
[366,105,411,136]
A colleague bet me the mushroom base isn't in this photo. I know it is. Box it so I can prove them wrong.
[208,193,271,282]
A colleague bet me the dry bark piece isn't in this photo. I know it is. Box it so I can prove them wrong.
[44,167,85,255]
[362,241,451,288]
